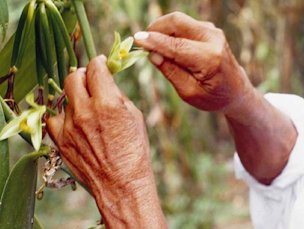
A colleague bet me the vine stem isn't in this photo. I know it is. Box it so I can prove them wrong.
[48,78,63,95]
[71,0,97,60]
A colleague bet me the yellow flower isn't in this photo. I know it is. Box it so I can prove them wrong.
[107,32,148,74]
[119,48,129,59]
[0,93,46,151]
[19,118,34,134]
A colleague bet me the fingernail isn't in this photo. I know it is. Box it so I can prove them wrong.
[149,52,164,66]
[134,31,149,40]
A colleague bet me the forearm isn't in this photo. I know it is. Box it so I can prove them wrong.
[92,175,167,229]
[224,86,297,185]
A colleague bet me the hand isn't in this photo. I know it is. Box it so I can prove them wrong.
[135,12,254,112]
[135,12,297,185]
[47,56,166,228]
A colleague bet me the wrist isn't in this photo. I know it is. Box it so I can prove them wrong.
[92,175,167,229]
[222,69,260,122]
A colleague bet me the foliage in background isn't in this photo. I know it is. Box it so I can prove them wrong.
[0,0,9,41]
[3,0,304,229]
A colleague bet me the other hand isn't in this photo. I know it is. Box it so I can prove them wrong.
[135,12,254,112]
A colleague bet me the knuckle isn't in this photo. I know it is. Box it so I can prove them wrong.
[168,11,185,22]
[73,112,91,125]
[94,96,123,110]
[170,37,185,54]
[214,44,224,60]
[214,28,226,43]
[206,22,216,28]
[90,55,107,67]
[201,21,216,29]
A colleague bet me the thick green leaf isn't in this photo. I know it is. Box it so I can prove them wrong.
[0,9,76,102]
[0,101,9,196]
[0,0,8,41]
[0,150,47,229]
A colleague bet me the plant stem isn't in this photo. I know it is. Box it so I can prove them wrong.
[71,0,97,60]
[48,78,63,95]
[46,107,57,116]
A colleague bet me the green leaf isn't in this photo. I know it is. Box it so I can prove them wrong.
[0,0,8,41]
[33,215,44,229]
[0,10,76,103]
[0,102,9,196]
[0,150,47,229]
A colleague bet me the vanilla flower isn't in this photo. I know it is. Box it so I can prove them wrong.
[0,93,46,151]
[107,32,148,74]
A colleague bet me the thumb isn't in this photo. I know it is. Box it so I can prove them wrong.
[46,113,64,146]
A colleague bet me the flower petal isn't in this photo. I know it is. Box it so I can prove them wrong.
[0,109,33,140]
[27,113,41,151]
[120,50,148,72]
[27,107,45,151]
[108,31,121,59]
[107,59,122,74]
[120,37,134,53]
[0,118,22,140]
[25,93,38,109]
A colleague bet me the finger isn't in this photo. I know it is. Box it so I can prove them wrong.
[63,105,74,136]
[64,68,90,110]
[135,31,220,72]
[60,106,96,186]
[86,55,122,104]
[149,52,200,99]
[47,112,88,186]
[59,153,88,186]
[46,112,65,146]
[147,11,215,41]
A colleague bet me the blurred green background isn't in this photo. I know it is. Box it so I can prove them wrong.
[4,0,304,228]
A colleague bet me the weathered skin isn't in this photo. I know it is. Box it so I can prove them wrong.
[47,12,297,228]
[135,12,297,185]
[47,57,166,228]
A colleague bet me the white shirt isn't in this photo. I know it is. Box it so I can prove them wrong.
[234,93,304,229]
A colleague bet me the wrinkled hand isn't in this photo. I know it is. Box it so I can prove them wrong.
[47,56,165,228]
[135,12,253,112]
